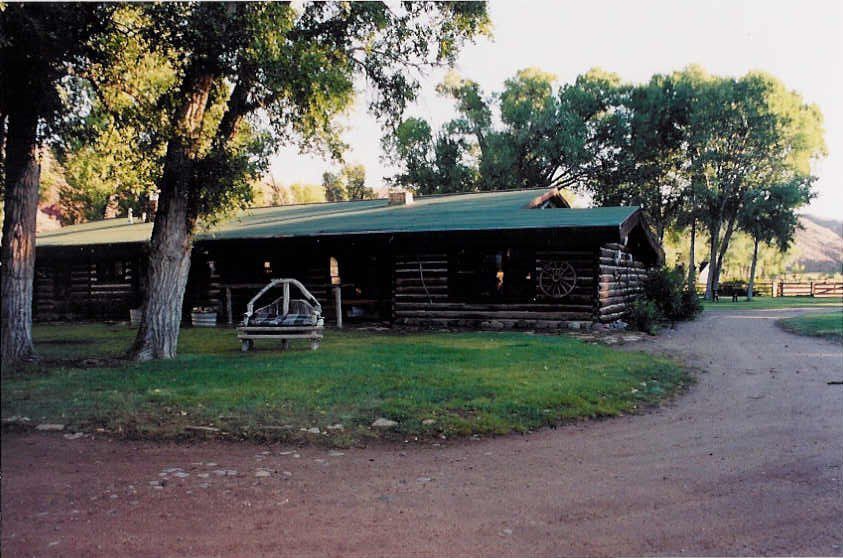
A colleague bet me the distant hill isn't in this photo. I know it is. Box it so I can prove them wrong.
[793,215,843,273]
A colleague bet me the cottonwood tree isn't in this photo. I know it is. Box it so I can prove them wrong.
[385,67,625,194]
[123,2,488,360]
[382,116,477,194]
[690,72,825,299]
[588,71,694,241]
[739,177,814,299]
[322,171,346,202]
[322,164,376,201]
[51,11,176,224]
[0,4,114,367]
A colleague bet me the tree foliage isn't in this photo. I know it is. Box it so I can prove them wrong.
[384,67,620,194]
[322,164,376,201]
[105,1,490,359]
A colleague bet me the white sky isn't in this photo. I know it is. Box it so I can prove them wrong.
[269,0,843,220]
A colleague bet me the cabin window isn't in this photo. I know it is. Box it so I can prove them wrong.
[449,249,535,302]
[96,260,125,283]
[263,260,273,275]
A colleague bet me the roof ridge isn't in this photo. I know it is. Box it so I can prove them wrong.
[248,186,559,211]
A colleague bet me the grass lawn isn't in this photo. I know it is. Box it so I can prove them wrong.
[777,311,843,343]
[1,324,688,445]
[702,296,842,312]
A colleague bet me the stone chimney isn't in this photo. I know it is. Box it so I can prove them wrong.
[388,190,414,206]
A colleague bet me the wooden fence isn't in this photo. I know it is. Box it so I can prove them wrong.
[777,281,843,298]
[696,281,842,298]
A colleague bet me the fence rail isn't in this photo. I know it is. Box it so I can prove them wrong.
[696,281,843,298]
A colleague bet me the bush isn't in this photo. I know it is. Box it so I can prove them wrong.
[677,287,703,320]
[630,299,660,334]
[643,266,685,319]
[633,267,703,332]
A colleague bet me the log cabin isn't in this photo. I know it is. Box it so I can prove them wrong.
[33,187,663,329]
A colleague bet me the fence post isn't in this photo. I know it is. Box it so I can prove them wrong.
[810,281,814,297]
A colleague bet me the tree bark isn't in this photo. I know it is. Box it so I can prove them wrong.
[747,234,759,301]
[128,72,214,361]
[710,213,737,297]
[687,214,696,290]
[1,106,40,367]
[704,220,720,300]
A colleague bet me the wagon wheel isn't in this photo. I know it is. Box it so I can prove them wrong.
[539,261,577,298]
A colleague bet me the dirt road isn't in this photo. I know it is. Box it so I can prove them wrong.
[2,308,842,557]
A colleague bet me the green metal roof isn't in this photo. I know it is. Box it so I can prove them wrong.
[36,188,640,248]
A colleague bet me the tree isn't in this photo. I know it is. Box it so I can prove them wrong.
[343,164,375,200]
[121,2,488,359]
[322,171,346,202]
[383,117,477,194]
[739,177,814,299]
[690,73,825,299]
[588,71,693,241]
[50,17,176,224]
[0,4,114,367]
[386,67,621,194]
[322,164,376,201]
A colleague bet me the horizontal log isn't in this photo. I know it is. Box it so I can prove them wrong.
[598,274,645,283]
[601,242,626,251]
[598,264,648,274]
[396,316,594,328]
[393,293,448,302]
[534,258,595,267]
[598,257,644,268]
[394,285,448,293]
[394,277,448,286]
[395,309,592,320]
[599,285,643,295]
[599,303,629,315]
[394,301,593,312]
[395,255,447,262]
[394,268,448,276]
[598,311,628,323]
[599,294,642,306]
[536,250,594,257]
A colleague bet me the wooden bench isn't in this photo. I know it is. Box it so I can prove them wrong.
[237,278,324,352]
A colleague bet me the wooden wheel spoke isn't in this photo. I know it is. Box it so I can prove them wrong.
[539,260,577,299]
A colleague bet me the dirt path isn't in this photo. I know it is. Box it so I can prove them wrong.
[3,309,842,557]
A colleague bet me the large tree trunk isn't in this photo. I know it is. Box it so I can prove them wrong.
[128,156,195,360]
[1,107,40,367]
[687,214,696,290]
[128,72,214,361]
[710,213,737,298]
[747,234,759,301]
[704,220,720,300]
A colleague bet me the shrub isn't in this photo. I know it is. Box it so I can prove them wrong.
[633,267,703,332]
[643,266,685,320]
[630,299,660,334]
[677,287,703,320]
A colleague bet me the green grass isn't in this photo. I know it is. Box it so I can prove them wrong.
[702,296,842,311]
[777,311,843,342]
[2,324,688,445]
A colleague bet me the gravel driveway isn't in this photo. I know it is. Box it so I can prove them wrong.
[2,308,841,557]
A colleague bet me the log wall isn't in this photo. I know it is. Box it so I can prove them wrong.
[34,258,140,321]
[597,242,648,323]
[393,249,596,329]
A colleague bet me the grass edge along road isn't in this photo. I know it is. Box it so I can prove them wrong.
[777,311,843,343]
[2,325,689,446]
[701,295,842,311]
